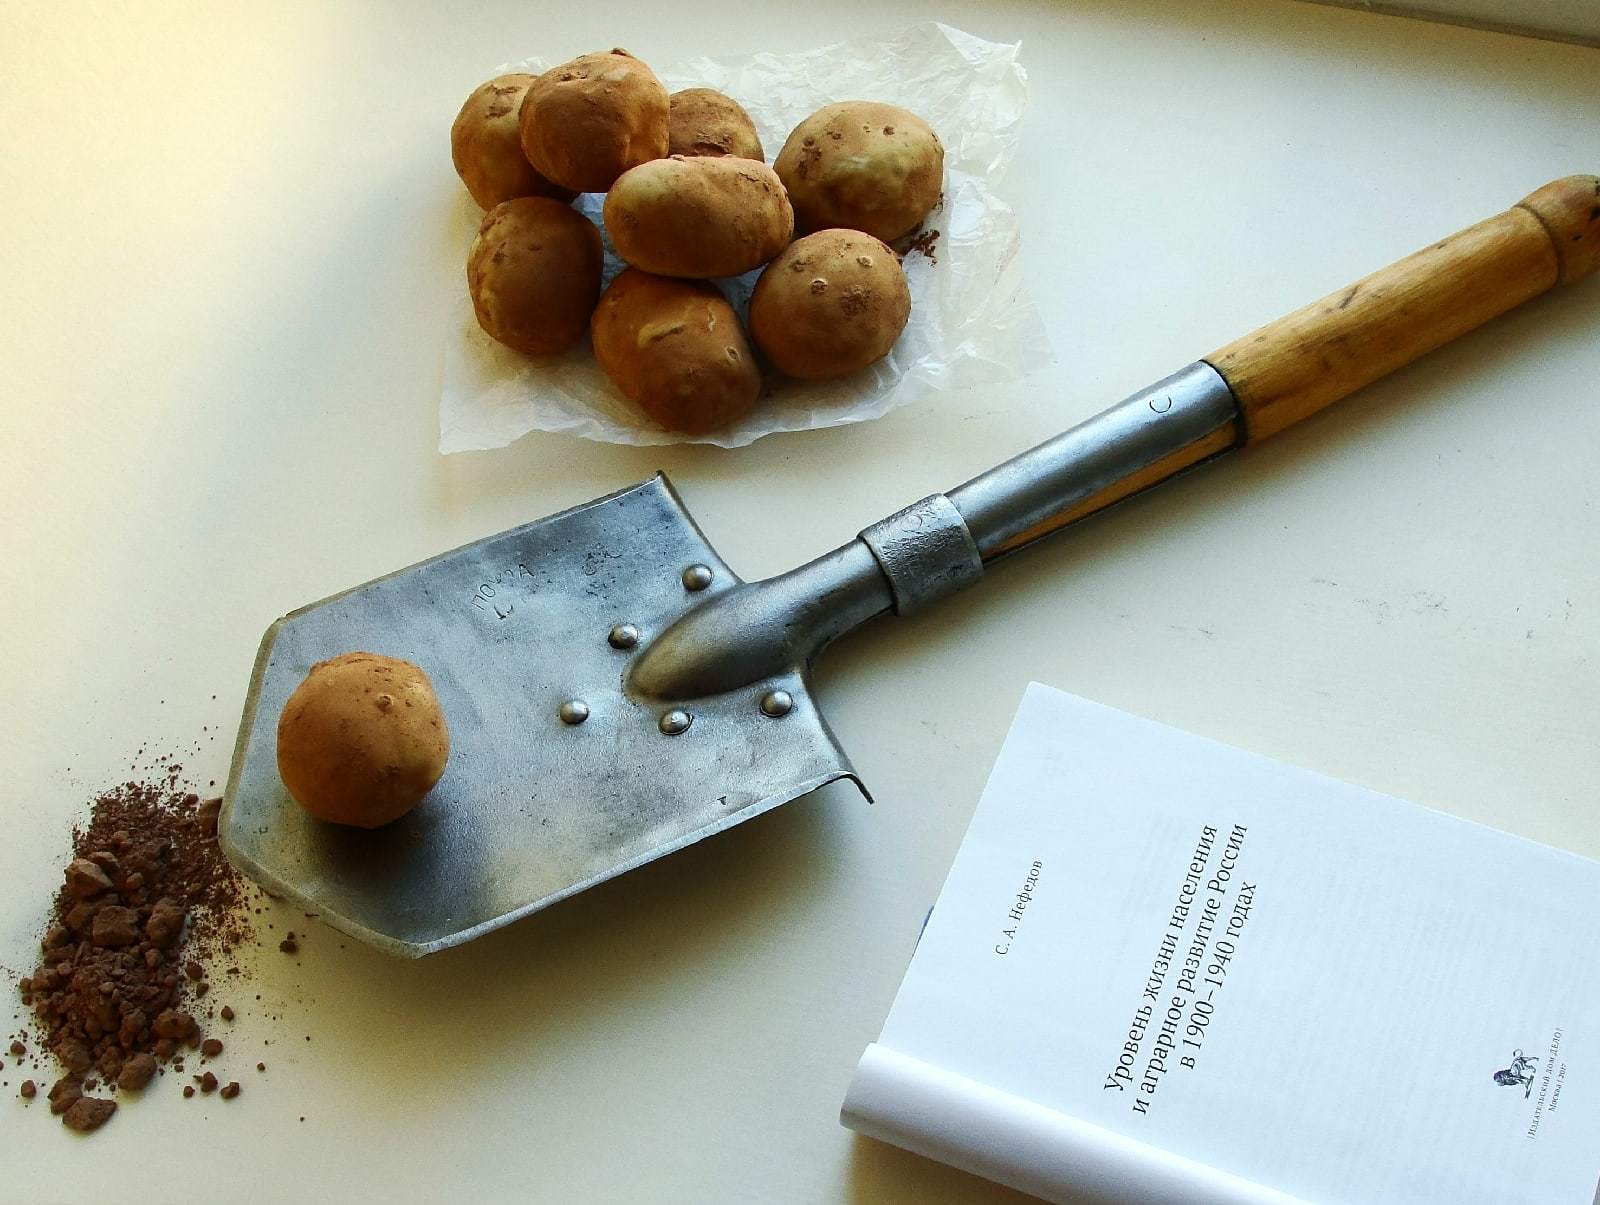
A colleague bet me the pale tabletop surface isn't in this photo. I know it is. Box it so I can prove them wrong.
[2,1,1596,1201]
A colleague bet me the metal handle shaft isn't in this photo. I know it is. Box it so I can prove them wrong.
[946,362,1240,562]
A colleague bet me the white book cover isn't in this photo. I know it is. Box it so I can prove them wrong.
[842,683,1600,1205]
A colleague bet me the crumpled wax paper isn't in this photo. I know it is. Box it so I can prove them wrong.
[439,22,1052,452]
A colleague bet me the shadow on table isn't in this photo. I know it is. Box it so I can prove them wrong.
[845,1131,1045,1204]
[264,769,857,1077]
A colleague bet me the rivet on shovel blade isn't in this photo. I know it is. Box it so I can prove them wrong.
[558,700,590,725]
[659,709,692,735]
[681,563,714,591]
[608,623,639,650]
[759,690,794,718]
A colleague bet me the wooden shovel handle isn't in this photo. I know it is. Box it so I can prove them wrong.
[943,177,1599,566]
[1207,175,1600,443]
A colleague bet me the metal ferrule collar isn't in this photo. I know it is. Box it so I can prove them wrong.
[859,493,984,616]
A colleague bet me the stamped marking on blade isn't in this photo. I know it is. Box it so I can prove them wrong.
[468,563,536,620]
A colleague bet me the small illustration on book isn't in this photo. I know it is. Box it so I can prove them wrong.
[1492,1049,1538,1099]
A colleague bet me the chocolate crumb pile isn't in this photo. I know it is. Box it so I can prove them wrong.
[900,226,941,265]
[13,775,259,1132]
[894,193,943,266]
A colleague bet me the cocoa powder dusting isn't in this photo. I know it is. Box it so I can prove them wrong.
[14,772,264,1132]
[901,227,941,264]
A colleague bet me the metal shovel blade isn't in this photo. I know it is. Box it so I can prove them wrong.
[221,475,863,957]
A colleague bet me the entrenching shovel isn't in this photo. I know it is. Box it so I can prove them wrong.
[223,176,1599,956]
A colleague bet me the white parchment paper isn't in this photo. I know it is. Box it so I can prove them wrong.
[439,22,1051,452]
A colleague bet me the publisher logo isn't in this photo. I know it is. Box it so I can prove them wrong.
[1495,1029,1567,1139]
[1492,1049,1538,1100]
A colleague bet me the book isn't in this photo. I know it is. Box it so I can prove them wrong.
[842,683,1600,1204]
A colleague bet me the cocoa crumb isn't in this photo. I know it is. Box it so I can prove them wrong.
[95,1048,123,1082]
[200,1071,218,1094]
[182,1085,195,1099]
[8,1040,24,1057]
[87,851,120,876]
[220,1006,235,1022]
[154,1010,197,1040]
[64,859,113,898]
[63,1096,116,1132]
[200,1039,223,1058]
[91,906,140,948]
[279,938,298,955]
[47,1077,82,1115]
[117,1053,157,1091]
[20,1080,37,1099]
[145,900,185,949]
[220,1081,240,1100]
